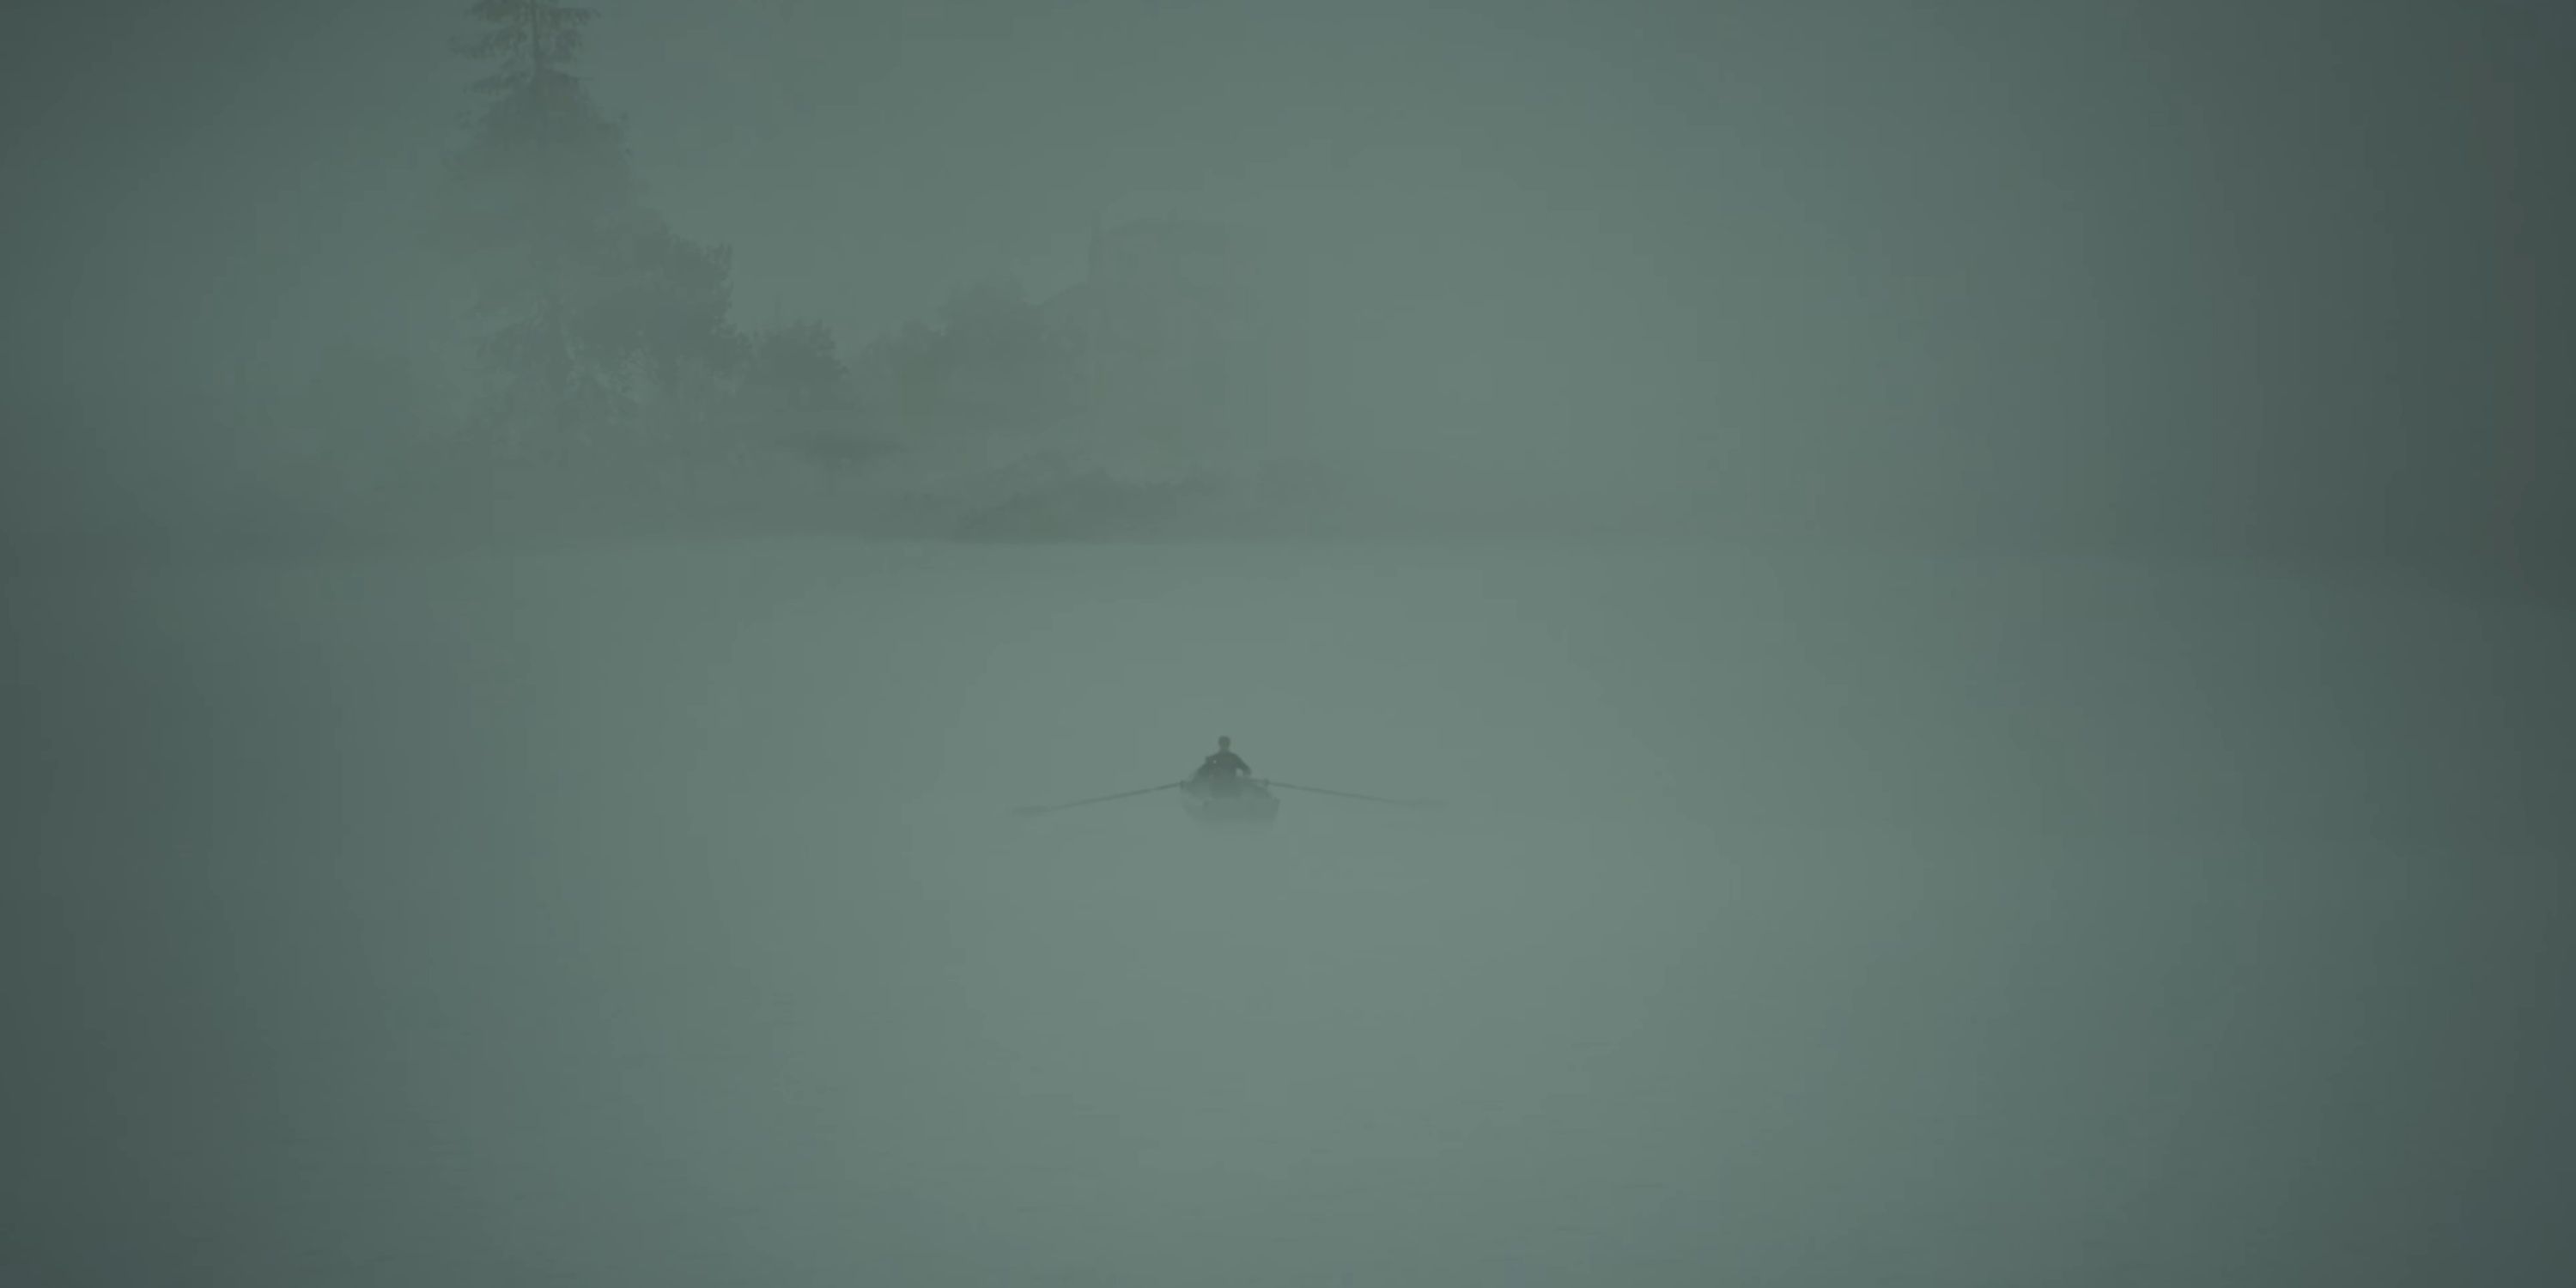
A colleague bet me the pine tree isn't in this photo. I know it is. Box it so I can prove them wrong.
[440,0,739,456]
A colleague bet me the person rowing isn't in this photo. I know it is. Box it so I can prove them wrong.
[1192,737,1253,795]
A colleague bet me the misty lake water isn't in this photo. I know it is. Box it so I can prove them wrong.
[11,538,2571,1286]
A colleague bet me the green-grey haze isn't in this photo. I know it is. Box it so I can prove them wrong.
[4,1,2570,1283]
[4,0,2565,558]
[10,544,2572,1284]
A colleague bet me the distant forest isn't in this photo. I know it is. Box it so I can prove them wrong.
[159,0,1340,552]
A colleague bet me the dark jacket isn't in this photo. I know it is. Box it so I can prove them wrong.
[1197,750,1251,778]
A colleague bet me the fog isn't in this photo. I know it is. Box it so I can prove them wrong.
[6,0,2568,560]
[6,0,2573,1284]
[11,542,2573,1284]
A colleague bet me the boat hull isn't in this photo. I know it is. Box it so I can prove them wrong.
[1180,781,1279,826]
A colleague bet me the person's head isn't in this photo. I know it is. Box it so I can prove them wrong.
[1217,736,1231,750]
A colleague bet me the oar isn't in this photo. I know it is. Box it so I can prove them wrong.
[1261,780,1443,809]
[1011,781,1189,817]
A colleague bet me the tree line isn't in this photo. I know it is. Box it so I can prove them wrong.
[278,0,1131,538]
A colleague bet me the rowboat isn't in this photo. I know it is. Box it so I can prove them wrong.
[1012,773,1429,823]
[1180,777,1280,826]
